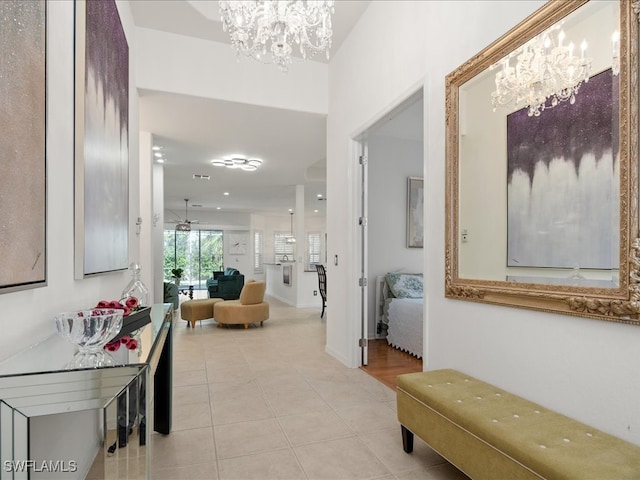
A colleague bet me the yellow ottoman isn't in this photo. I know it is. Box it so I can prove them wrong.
[180,298,223,328]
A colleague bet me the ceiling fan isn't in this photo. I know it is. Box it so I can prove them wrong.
[168,198,199,231]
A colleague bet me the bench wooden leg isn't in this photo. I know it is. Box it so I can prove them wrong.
[401,425,414,453]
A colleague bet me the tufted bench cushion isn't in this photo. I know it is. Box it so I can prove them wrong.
[397,369,640,480]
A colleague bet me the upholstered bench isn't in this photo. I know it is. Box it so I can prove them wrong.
[397,369,640,480]
[180,298,223,328]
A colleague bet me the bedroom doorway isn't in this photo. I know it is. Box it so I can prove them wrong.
[355,87,425,374]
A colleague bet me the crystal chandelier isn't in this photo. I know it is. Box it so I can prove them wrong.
[491,27,592,117]
[211,155,263,171]
[219,0,334,72]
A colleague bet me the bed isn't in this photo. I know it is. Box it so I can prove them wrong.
[375,273,423,358]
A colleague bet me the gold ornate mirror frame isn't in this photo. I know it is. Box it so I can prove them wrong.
[445,0,640,324]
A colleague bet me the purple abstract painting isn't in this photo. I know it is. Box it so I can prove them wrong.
[507,69,619,270]
[0,0,46,292]
[76,0,129,276]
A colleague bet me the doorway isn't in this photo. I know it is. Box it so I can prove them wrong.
[355,88,425,374]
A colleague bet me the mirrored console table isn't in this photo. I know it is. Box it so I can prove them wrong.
[0,303,173,479]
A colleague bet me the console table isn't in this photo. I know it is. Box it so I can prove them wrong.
[0,303,173,480]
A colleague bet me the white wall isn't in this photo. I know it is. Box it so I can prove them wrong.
[367,134,423,337]
[135,27,328,115]
[327,0,640,447]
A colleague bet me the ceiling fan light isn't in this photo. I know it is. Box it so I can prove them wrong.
[176,222,191,232]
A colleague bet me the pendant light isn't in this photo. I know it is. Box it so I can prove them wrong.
[286,211,296,243]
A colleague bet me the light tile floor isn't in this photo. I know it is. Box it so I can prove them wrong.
[151,296,469,480]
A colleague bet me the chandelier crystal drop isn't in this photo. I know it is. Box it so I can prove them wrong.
[211,156,263,171]
[219,0,334,73]
[491,27,592,117]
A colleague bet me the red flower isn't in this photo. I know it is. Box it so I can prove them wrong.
[96,300,110,308]
[125,338,138,350]
[105,341,120,352]
[109,301,122,309]
[120,335,130,344]
[125,297,139,308]
[121,306,131,317]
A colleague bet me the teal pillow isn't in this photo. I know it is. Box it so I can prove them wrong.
[385,273,423,298]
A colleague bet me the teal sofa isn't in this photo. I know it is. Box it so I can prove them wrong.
[206,268,244,300]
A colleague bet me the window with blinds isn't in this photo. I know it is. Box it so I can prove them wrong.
[274,232,294,263]
[307,232,321,270]
[254,230,263,274]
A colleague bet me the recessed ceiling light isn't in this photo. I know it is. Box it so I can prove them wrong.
[317,193,323,198]
[154,152,163,158]
[152,145,162,151]
[216,206,221,210]
[288,208,293,212]
[314,209,318,213]
[223,192,230,196]
[157,159,165,164]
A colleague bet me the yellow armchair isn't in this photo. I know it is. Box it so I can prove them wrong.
[214,280,269,329]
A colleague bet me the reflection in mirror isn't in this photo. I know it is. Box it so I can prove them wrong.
[446,0,639,323]
[87,373,148,479]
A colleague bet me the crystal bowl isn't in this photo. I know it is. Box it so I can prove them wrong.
[55,308,124,369]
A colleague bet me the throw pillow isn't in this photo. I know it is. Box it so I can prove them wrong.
[385,273,423,298]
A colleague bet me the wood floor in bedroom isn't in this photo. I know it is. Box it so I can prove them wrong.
[360,339,423,390]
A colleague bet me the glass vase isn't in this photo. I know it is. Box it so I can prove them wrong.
[121,262,150,307]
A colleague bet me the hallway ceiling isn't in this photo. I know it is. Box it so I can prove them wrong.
[130,1,371,219]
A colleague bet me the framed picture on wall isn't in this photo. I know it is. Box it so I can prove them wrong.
[407,177,424,248]
[0,0,47,294]
[74,0,130,278]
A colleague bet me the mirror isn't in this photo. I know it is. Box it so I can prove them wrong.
[445,0,640,324]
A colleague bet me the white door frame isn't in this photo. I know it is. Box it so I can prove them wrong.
[347,81,426,368]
